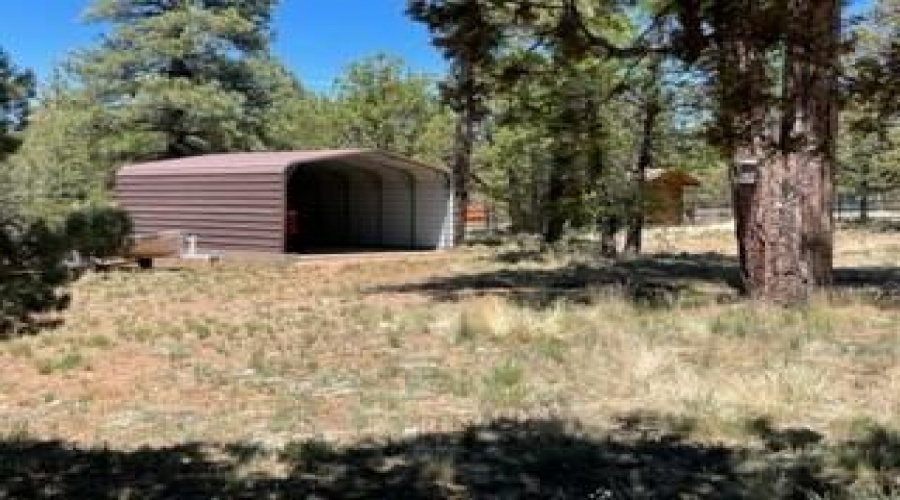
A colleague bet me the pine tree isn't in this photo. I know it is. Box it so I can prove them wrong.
[334,54,452,163]
[0,47,34,161]
[689,1,841,302]
[412,0,846,302]
[840,0,900,221]
[76,0,282,160]
[0,216,71,334]
[7,81,113,221]
[408,0,501,245]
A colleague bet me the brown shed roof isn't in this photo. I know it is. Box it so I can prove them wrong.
[118,149,449,177]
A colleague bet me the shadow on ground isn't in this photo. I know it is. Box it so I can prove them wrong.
[373,251,900,308]
[375,252,740,308]
[2,417,898,499]
[834,267,900,298]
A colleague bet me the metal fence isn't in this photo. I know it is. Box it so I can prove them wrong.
[689,194,900,226]
[461,194,900,234]
[833,194,900,223]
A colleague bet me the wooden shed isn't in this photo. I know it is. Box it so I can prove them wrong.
[115,149,454,254]
[644,169,701,225]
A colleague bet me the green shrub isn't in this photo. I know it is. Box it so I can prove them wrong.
[63,205,133,259]
[0,216,71,333]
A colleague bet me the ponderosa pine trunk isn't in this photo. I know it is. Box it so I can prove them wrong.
[624,92,660,256]
[451,113,473,245]
[451,61,476,246]
[729,0,838,303]
[599,217,619,258]
[585,113,618,258]
[859,178,870,223]
[544,149,569,244]
[507,162,528,233]
[624,45,663,257]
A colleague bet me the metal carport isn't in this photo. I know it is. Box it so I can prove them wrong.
[115,149,454,254]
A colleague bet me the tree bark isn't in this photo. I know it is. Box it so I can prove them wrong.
[624,48,663,257]
[859,181,870,223]
[543,148,569,244]
[599,217,619,258]
[728,0,838,303]
[451,61,476,246]
[624,98,657,256]
[584,111,619,258]
[506,159,527,233]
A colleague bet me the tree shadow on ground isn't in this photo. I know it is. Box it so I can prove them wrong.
[374,252,743,308]
[0,318,66,341]
[2,416,898,499]
[374,251,900,309]
[833,267,900,302]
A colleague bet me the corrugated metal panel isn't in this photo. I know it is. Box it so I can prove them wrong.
[116,177,284,187]
[119,150,363,176]
[119,149,449,177]
[441,191,455,248]
[121,201,281,211]
[123,207,281,216]
[117,191,280,201]
[129,213,278,225]
[116,149,454,254]
[115,170,284,253]
[380,169,414,247]
[127,221,281,234]
[414,172,453,249]
[190,238,282,252]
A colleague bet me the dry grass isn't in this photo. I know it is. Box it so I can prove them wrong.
[2,225,900,498]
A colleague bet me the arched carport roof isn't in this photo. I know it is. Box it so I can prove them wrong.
[115,149,454,253]
[117,149,449,179]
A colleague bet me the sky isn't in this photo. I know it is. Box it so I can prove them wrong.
[0,0,873,92]
[0,0,446,91]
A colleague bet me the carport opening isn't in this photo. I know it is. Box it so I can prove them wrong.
[285,161,417,254]
[286,168,350,252]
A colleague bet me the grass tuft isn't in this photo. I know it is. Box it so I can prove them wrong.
[36,351,88,375]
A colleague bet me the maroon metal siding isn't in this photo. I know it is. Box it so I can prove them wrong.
[115,171,285,253]
[114,150,452,253]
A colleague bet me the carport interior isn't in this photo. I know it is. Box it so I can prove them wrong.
[285,160,412,253]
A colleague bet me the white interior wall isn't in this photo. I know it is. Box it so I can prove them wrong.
[294,160,452,250]
[414,172,454,249]
[379,168,414,247]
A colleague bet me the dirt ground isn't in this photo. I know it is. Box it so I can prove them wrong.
[1,225,899,498]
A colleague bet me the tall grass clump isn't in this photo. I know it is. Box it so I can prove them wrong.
[481,359,527,408]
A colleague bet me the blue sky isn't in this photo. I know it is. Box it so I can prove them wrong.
[0,0,873,92]
[0,0,446,91]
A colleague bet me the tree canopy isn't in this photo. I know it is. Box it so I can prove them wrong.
[407,0,850,302]
[0,47,34,161]
[76,0,286,160]
[839,0,900,219]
